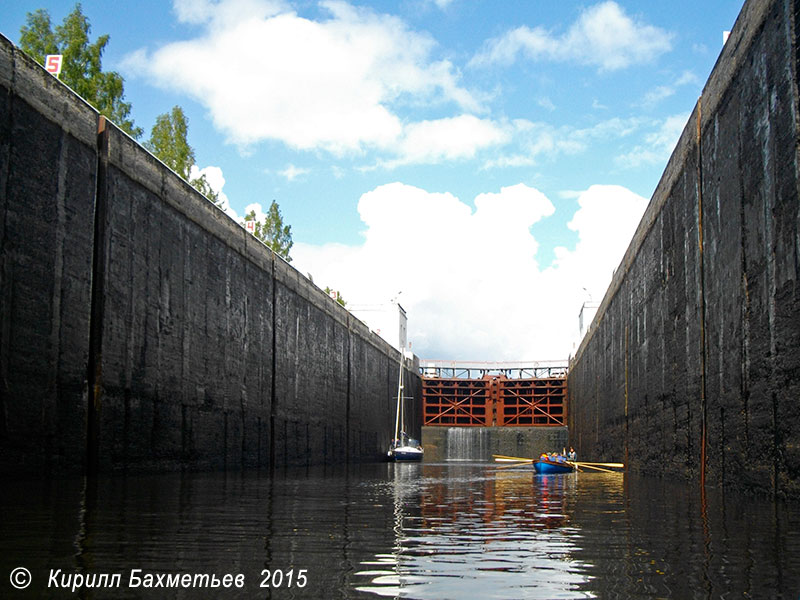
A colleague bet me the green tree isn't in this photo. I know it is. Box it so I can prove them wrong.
[145,106,220,205]
[244,202,293,262]
[20,4,142,138]
[189,174,220,206]
[146,106,193,178]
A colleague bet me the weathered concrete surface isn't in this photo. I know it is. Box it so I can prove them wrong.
[568,0,800,499]
[422,426,568,462]
[0,33,421,474]
[0,37,97,473]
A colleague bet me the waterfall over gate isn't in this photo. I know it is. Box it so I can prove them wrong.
[423,426,569,462]
[445,428,489,461]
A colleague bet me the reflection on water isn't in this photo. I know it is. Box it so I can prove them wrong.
[355,466,593,599]
[1,463,798,599]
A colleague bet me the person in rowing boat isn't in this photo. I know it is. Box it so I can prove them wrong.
[568,447,577,461]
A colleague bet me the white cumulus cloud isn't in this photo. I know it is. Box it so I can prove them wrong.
[470,1,673,72]
[125,0,479,156]
[189,164,238,218]
[381,115,511,168]
[292,181,648,360]
[547,184,649,301]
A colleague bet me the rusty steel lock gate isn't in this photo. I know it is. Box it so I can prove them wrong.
[422,374,566,427]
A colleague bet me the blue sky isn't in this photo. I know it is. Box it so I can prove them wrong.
[1,0,745,360]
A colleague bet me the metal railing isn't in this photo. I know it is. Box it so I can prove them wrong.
[419,359,568,380]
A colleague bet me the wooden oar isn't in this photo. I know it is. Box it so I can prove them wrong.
[566,461,614,473]
[492,454,534,462]
[495,460,533,470]
[492,455,533,469]
[574,461,625,468]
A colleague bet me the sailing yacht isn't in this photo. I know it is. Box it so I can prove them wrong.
[387,349,423,462]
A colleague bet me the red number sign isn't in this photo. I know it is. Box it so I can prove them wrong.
[45,55,63,77]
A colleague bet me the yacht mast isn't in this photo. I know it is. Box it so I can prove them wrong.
[393,349,404,444]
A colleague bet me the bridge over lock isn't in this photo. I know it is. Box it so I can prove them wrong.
[418,361,569,462]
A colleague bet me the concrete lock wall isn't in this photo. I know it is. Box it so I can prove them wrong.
[568,0,800,499]
[0,33,422,474]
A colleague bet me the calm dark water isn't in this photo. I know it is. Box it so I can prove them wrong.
[1,463,799,599]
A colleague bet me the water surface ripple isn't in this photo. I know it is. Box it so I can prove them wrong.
[1,463,798,598]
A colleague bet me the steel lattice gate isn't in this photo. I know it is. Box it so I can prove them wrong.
[422,375,566,427]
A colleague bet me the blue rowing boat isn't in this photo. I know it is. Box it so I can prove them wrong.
[533,458,574,474]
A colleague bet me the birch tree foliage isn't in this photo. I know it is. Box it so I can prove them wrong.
[20,3,142,139]
[145,106,221,206]
[244,202,293,262]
